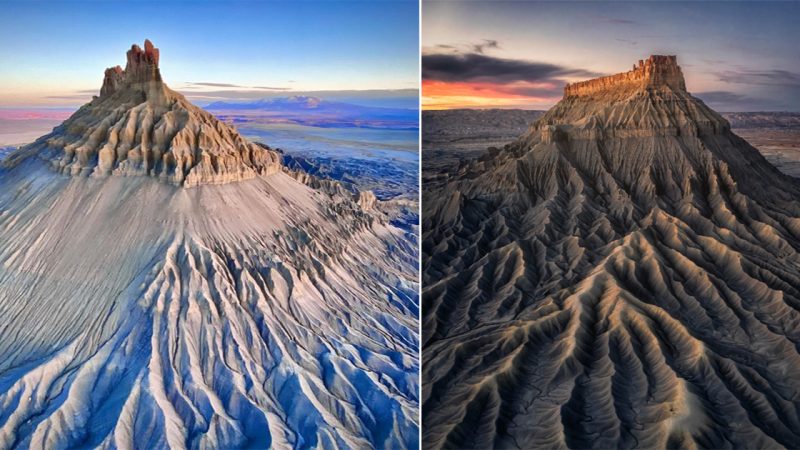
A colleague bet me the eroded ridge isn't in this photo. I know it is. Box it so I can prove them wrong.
[422,56,800,449]
[564,55,686,97]
[3,40,282,187]
[0,170,419,449]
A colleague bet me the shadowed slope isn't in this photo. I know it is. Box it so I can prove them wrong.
[422,55,800,449]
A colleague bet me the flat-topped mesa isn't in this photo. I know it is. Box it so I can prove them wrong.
[564,55,686,98]
[99,39,163,97]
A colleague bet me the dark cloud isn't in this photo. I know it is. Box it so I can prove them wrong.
[715,69,800,87]
[472,39,500,54]
[422,53,598,83]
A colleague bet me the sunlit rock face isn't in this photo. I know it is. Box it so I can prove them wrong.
[422,55,800,449]
[0,41,419,449]
[564,55,686,97]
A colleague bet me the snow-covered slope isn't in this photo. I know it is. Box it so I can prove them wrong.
[422,56,800,449]
[0,41,419,449]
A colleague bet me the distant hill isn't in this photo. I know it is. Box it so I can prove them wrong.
[422,109,544,144]
[720,111,800,128]
[206,95,418,129]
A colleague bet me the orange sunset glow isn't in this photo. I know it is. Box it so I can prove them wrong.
[422,79,562,109]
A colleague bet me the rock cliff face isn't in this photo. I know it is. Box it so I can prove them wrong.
[564,55,686,98]
[422,56,800,449]
[4,40,282,187]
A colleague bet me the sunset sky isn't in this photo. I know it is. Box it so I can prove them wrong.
[422,1,800,111]
[0,0,418,109]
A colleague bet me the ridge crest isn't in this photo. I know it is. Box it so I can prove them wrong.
[564,55,686,97]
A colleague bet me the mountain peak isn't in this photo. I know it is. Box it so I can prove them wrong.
[6,40,283,186]
[100,40,162,97]
[286,95,322,108]
[564,55,686,97]
[125,39,161,81]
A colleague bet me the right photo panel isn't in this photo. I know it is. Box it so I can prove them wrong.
[421,1,800,449]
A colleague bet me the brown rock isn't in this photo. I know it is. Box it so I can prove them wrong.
[124,40,162,84]
[564,55,686,98]
[356,191,377,210]
[100,65,124,97]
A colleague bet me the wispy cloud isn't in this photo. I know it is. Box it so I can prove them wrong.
[715,69,800,87]
[180,88,419,106]
[590,14,640,26]
[694,91,750,104]
[472,39,500,54]
[254,86,291,91]
[36,87,418,109]
[183,82,291,91]
[433,44,457,51]
[189,82,243,88]
[427,40,500,56]
[694,90,784,111]
[45,94,93,100]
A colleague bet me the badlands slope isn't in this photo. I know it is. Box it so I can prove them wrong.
[422,56,800,449]
[0,41,419,449]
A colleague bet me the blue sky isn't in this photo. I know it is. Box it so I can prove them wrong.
[423,1,800,111]
[0,0,419,107]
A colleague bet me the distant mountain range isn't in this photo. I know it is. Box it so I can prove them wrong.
[206,95,418,129]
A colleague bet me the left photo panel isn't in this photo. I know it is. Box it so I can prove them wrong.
[0,1,420,449]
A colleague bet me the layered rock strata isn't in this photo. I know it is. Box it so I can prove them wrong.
[564,55,686,98]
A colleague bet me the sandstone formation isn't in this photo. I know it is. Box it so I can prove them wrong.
[0,41,418,449]
[357,190,378,210]
[4,40,282,187]
[422,55,800,449]
[564,55,686,98]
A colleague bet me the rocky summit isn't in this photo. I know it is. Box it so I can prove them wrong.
[422,55,800,449]
[4,40,282,187]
